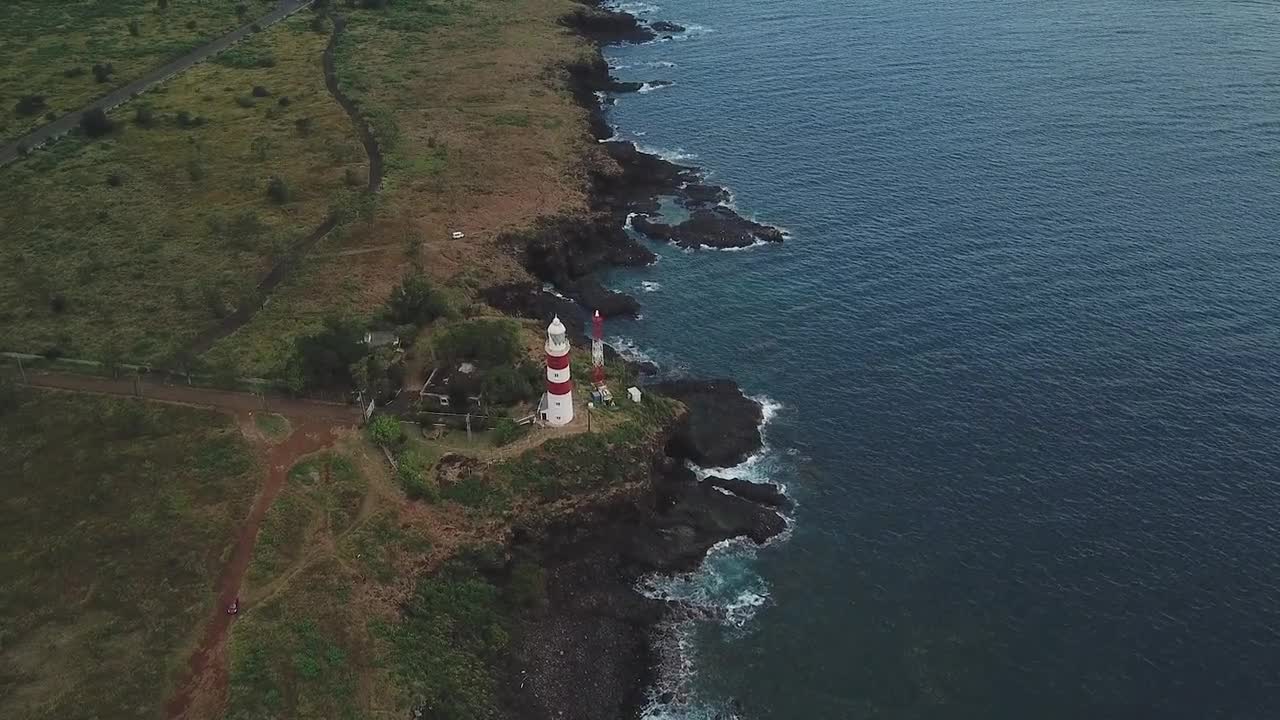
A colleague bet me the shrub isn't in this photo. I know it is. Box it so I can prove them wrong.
[185,19,197,29]
[79,108,115,137]
[366,415,401,446]
[492,417,527,447]
[14,95,46,117]
[128,19,141,36]
[235,3,248,17]
[266,176,291,203]
[133,105,155,127]
[482,366,538,407]
[433,319,521,368]
[157,0,170,10]
[507,560,548,609]
[49,294,67,314]
[288,315,366,388]
[277,96,291,107]
[343,167,362,187]
[310,15,327,32]
[294,116,312,135]
[63,66,86,78]
[387,272,450,326]
[251,85,270,98]
[92,63,115,83]
[395,451,437,501]
[234,94,256,108]
[106,172,123,187]
[186,158,207,181]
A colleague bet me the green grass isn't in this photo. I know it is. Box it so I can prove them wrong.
[248,451,368,590]
[228,558,368,720]
[0,389,259,720]
[254,411,291,440]
[0,13,363,365]
[0,0,278,144]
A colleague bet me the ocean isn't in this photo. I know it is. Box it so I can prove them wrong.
[598,0,1280,718]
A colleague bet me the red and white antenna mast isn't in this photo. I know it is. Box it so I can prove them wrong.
[591,310,606,386]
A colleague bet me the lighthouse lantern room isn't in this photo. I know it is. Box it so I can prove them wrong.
[540,315,574,426]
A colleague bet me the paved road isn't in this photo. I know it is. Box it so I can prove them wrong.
[0,0,314,166]
[23,370,360,424]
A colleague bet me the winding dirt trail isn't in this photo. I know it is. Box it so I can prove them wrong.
[164,419,345,720]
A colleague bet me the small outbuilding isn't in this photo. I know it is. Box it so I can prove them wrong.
[627,386,642,403]
[364,330,400,349]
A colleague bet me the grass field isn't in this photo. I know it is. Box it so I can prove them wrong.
[0,390,259,720]
[205,0,598,376]
[0,0,277,144]
[0,12,363,366]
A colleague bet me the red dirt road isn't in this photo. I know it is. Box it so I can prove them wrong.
[165,418,345,719]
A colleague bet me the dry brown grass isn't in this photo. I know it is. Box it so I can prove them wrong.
[207,0,601,375]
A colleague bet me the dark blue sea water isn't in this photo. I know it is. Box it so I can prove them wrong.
[599,1,1280,718]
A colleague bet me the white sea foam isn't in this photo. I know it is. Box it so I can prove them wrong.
[645,60,678,68]
[641,281,662,292]
[540,283,569,300]
[639,81,675,93]
[634,142,698,163]
[612,1,661,15]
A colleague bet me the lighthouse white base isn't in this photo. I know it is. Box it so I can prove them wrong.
[538,392,574,427]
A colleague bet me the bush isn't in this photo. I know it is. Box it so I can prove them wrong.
[387,272,450,326]
[128,19,141,36]
[63,66,86,78]
[492,417,527,447]
[14,95,46,117]
[251,85,270,98]
[79,108,115,137]
[277,96,291,107]
[175,110,205,128]
[294,116,312,135]
[482,366,538,407]
[235,3,248,17]
[507,559,548,609]
[49,294,67,314]
[433,319,521,368]
[92,63,115,83]
[185,19,197,29]
[288,315,366,388]
[186,158,207,181]
[106,172,123,187]
[366,414,401,446]
[234,94,256,108]
[134,105,155,127]
[266,176,291,203]
[395,451,437,501]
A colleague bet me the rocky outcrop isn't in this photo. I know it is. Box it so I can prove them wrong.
[680,183,731,208]
[705,476,790,508]
[650,20,686,34]
[561,7,656,45]
[653,379,764,468]
[500,458,785,720]
[632,207,786,249]
[502,215,655,316]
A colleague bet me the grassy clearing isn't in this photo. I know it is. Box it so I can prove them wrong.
[0,390,259,720]
[207,0,596,376]
[0,13,362,365]
[254,411,291,441]
[247,451,368,590]
[0,0,277,143]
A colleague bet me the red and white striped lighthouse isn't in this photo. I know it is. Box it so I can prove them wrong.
[541,315,574,426]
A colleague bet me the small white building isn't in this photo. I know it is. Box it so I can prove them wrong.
[627,386,642,403]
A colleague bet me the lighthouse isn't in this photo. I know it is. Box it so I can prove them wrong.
[541,315,574,426]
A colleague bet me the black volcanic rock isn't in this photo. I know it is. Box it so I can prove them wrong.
[653,379,764,467]
[481,282,586,336]
[650,20,686,33]
[561,8,657,44]
[633,207,785,249]
[705,476,789,508]
[680,183,730,207]
[594,141,700,214]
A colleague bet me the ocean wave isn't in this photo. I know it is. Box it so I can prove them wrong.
[611,1,661,15]
[645,60,678,68]
[639,81,675,93]
[634,141,698,163]
[641,281,662,292]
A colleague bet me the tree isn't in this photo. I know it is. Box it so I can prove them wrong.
[387,272,450,326]
[492,417,527,447]
[432,319,521,368]
[290,316,366,389]
[79,108,115,137]
[366,415,401,446]
[481,365,537,407]
[267,176,290,203]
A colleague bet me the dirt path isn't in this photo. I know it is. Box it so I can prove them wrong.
[182,13,384,357]
[165,418,344,720]
[23,370,360,424]
[0,1,315,166]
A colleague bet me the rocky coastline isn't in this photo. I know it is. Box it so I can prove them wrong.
[480,3,792,718]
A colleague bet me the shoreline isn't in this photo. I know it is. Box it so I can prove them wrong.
[488,3,794,718]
